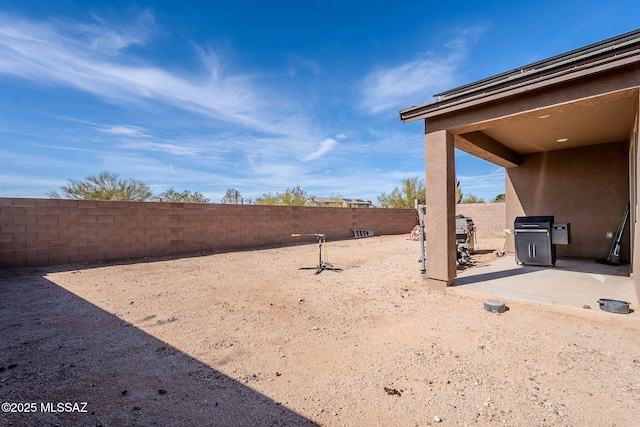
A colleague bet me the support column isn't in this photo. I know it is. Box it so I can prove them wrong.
[424,129,457,289]
[632,92,639,300]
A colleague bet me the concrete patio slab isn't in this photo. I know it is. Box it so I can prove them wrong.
[452,255,639,317]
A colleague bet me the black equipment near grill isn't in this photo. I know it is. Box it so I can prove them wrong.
[514,216,568,267]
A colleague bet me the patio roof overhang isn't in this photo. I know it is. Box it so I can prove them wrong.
[400,28,640,123]
[399,29,640,169]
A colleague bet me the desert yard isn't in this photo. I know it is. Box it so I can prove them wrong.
[1,234,639,426]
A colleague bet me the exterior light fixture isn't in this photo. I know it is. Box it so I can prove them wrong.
[557,138,568,143]
[538,114,550,119]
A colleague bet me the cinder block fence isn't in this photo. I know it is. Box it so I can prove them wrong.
[0,198,417,269]
[455,202,506,235]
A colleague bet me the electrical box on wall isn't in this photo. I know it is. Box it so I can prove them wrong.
[552,223,571,245]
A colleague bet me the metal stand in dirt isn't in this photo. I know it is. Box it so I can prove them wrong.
[596,203,629,266]
[496,228,513,257]
[291,233,342,275]
[418,207,426,277]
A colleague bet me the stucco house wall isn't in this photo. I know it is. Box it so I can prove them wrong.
[506,141,630,260]
[400,29,640,291]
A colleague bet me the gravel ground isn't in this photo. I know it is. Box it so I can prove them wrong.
[1,234,639,426]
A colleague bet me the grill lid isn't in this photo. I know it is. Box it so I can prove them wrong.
[514,216,554,229]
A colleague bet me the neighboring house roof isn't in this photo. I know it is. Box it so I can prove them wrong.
[310,198,371,206]
[314,198,342,203]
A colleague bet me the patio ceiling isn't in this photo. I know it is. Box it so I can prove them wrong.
[466,92,638,155]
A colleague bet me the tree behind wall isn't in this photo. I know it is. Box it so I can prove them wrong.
[221,188,253,204]
[153,188,210,203]
[460,194,485,203]
[255,185,315,206]
[48,171,152,201]
[377,177,425,208]
[221,188,242,204]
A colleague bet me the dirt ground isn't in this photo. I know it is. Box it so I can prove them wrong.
[1,234,639,426]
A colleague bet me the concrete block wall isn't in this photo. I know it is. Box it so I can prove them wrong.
[0,198,417,269]
[455,202,506,235]
[416,201,507,235]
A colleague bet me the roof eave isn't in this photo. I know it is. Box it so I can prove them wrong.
[400,29,640,123]
[400,50,640,123]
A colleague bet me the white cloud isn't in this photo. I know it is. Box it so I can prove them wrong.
[457,167,505,192]
[0,173,64,195]
[286,56,322,76]
[0,11,302,136]
[0,10,342,179]
[359,27,485,115]
[360,59,457,114]
[99,125,149,137]
[96,125,206,156]
[303,138,338,161]
[0,10,440,203]
[117,140,205,157]
[77,10,158,54]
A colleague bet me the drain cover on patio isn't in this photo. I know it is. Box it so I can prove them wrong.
[484,298,506,313]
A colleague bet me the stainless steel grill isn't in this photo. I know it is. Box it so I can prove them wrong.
[514,216,556,266]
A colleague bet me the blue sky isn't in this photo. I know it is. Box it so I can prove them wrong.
[1,1,638,204]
